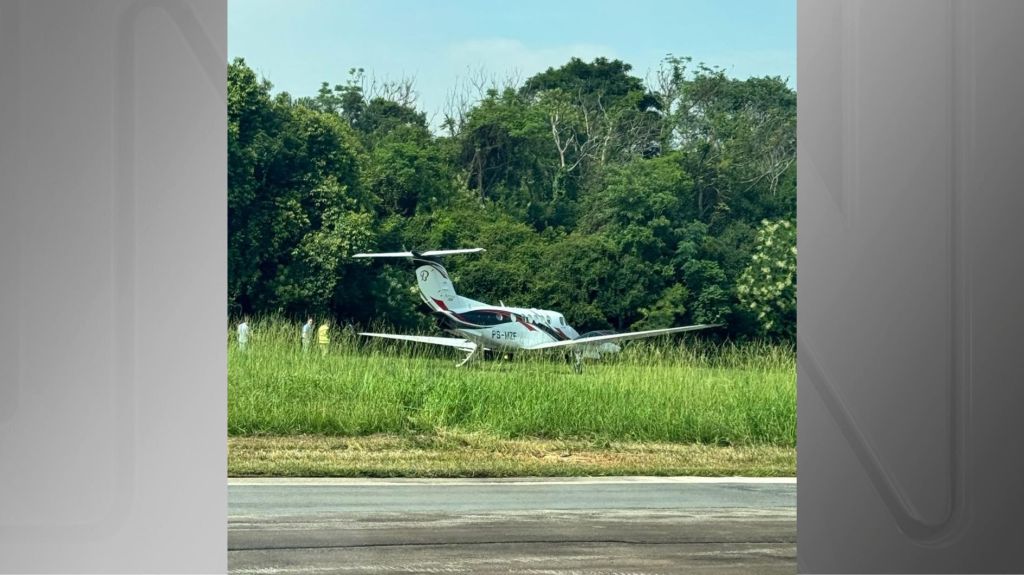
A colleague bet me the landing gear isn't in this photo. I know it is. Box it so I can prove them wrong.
[482,348,509,361]
[456,345,480,367]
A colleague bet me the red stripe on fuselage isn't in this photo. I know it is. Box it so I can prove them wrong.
[432,298,448,310]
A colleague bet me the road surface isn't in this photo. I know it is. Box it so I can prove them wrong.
[229,477,796,574]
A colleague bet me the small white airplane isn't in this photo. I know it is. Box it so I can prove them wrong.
[352,248,722,371]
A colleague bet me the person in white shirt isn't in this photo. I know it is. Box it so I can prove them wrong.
[301,317,314,352]
[237,318,251,352]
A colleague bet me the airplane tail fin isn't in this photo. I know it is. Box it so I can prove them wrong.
[352,248,485,312]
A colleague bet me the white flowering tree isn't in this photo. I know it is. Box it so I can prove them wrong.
[737,219,796,339]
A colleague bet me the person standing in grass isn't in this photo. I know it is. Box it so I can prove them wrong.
[237,318,251,352]
[301,317,314,352]
[317,319,330,356]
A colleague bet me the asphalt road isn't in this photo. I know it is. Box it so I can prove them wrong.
[229,477,796,575]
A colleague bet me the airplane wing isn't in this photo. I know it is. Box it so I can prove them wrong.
[352,251,416,259]
[523,324,723,351]
[358,332,478,352]
[420,248,485,257]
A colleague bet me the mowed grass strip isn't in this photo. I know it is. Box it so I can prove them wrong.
[229,434,796,477]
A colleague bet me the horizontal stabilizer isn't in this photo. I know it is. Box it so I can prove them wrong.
[420,248,485,257]
[358,332,478,352]
[353,248,485,259]
[524,324,723,351]
[352,251,415,259]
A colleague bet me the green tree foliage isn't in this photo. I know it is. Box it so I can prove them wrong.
[228,59,374,320]
[521,57,657,112]
[737,219,797,339]
[228,55,797,341]
[365,128,449,217]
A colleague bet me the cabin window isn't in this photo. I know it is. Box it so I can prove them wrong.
[460,310,508,326]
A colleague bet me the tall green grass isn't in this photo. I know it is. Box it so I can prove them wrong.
[228,317,796,446]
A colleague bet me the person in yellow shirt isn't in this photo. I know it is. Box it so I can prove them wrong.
[317,320,330,356]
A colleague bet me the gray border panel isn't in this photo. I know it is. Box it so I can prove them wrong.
[799,0,1024,572]
[0,1,21,426]
[0,1,226,572]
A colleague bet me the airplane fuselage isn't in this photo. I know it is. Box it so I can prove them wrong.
[412,256,621,356]
[436,305,576,349]
[431,305,621,357]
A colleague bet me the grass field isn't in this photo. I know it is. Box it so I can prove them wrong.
[228,318,796,476]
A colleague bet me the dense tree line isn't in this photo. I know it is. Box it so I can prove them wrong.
[228,55,796,341]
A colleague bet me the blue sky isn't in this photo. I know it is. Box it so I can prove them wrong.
[229,0,795,125]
